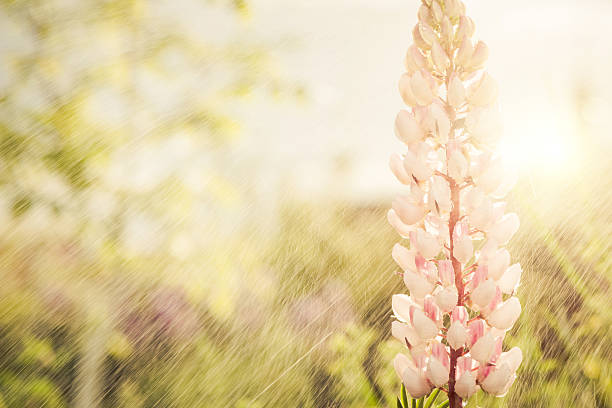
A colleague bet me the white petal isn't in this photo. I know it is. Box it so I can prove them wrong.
[392,321,422,348]
[470,333,495,364]
[392,243,417,272]
[471,279,496,309]
[455,371,478,399]
[392,294,414,322]
[487,297,521,330]
[402,365,433,398]
[427,358,449,387]
[497,263,522,294]
[404,270,436,299]
[453,235,473,264]
[488,213,520,245]
[480,363,512,396]
[447,75,466,108]
[393,196,425,225]
[435,286,458,313]
[498,347,523,373]
[447,321,467,350]
[486,248,510,280]
[395,110,424,145]
[412,309,439,340]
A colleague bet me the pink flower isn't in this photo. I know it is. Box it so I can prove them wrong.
[389,1,522,405]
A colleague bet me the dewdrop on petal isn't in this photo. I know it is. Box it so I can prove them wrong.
[389,1,523,405]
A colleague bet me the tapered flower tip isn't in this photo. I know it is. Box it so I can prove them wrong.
[447,320,467,350]
[471,278,496,309]
[480,363,514,396]
[497,263,522,294]
[402,364,433,398]
[453,235,474,264]
[447,74,466,109]
[404,45,428,74]
[394,352,414,379]
[431,39,450,73]
[389,154,412,185]
[392,243,417,272]
[499,347,523,373]
[395,110,424,145]
[456,371,479,399]
[399,73,418,107]
[452,305,468,324]
[467,319,485,346]
[471,332,496,364]
[393,195,425,226]
[469,41,489,71]
[444,0,464,19]
[418,4,434,26]
[392,320,422,348]
[429,103,451,143]
[418,22,437,47]
[412,229,441,260]
[427,356,450,387]
[403,145,434,182]
[392,294,415,322]
[412,24,430,51]
[411,70,436,106]
[486,248,510,280]
[468,72,498,107]
[387,209,412,238]
[488,297,521,330]
[448,149,468,182]
[455,36,474,67]
[488,213,520,245]
[404,270,436,299]
[435,286,458,313]
[438,260,455,286]
[412,308,439,340]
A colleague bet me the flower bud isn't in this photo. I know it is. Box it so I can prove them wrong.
[487,297,521,330]
[448,149,468,182]
[389,153,412,185]
[431,40,450,74]
[392,243,417,272]
[455,16,474,45]
[470,197,493,231]
[429,175,452,214]
[488,213,519,245]
[447,74,466,108]
[447,320,467,349]
[427,342,450,387]
[485,247,510,280]
[411,70,436,106]
[469,41,489,71]
[388,208,412,238]
[440,16,453,47]
[418,23,437,47]
[418,4,434,26]
[402,364,433,398]
[392,321,422,347]
[471,279,496,308]
[412,308,439,340]
[399,73,418,106]
[403,145,433,182]
[499,347,523,373]
[395,110,424,145]
[392,294,415,322]
[410,229,441,259]
[445,0,463,19]
[429,103,450,143]
[456,36,473,67]
[435,286,458,312]
[497,263,522,294]
[404,45,428,74]
[393,195,425,226]
[431,1,443,23]
[456,371,478,399]
[438,260,455,286]
[412,24,430,51]
[453,234,473,264]
[468,72,498,107]
[471,332,496,364]
[404,269,436,299]
[479,363,513,396]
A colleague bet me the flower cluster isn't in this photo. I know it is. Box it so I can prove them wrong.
[388,1,523,406]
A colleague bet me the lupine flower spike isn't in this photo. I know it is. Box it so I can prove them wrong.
[389,1,522,407]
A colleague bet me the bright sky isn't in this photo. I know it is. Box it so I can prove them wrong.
[236,0,612,202]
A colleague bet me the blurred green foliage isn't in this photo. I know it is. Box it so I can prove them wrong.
[0,0,610,407]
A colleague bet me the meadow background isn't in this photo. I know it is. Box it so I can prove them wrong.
[0,0,610,407]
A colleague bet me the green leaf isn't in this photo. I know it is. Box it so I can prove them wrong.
[411,397,417,408]
[397,397,403,408]
[424,389,441,408]
[401,384,409,408]
[437,401,449,408]
[417,396,424,408]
